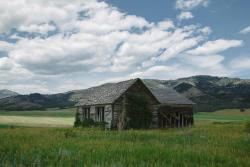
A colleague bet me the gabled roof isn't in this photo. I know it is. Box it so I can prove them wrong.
[76,78,194,106]
[147,87,195,105]
[75,79,138,106]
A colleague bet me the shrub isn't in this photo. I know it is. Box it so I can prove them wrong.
[240,108,245,112]
[93,121,108,129]
[64,129,77,138]
[74,113,106,129]
[81,119,95,127]
[74,112,81,127]
[245,121,250,133]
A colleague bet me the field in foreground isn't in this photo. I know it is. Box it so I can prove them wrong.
[0,109,250,166]
[0,122,250,167]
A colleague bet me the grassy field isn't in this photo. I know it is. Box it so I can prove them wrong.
[0,108,250,166]
[0,122,249,166]
[0,108,75,127]
[0,108,249,127]
[195,109,250,122]
[0,107,75,117]
[0,116,74,127]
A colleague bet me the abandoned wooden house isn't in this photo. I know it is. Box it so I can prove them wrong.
[75,78,194,130]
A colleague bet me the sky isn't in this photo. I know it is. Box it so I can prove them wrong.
[0,0,249,94]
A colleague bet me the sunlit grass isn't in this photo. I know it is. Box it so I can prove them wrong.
[0,107,76,117]
[0,116,74,127]
[0,108,249,128]
[195,109,250,122]
[0,108,250,166]
[0,122,249,166]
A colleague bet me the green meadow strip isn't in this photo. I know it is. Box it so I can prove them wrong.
[0,122,249,166]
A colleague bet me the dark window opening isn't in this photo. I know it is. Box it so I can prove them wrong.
[96,107,105,122]
[82,107,90,119]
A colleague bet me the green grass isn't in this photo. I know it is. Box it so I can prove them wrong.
[1,108,249,128]
[0,109,249,166]
[0,107,75,117]
[0,122,249,166]
[195,109,250,122]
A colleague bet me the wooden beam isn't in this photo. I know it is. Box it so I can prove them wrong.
[169,112,181,121]
[160,112,171,123]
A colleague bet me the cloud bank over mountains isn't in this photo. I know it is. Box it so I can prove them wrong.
[0,0,246,93]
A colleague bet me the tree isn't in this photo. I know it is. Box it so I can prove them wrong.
[74,112,81,127]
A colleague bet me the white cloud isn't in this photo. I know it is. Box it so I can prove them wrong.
[0,41,14,51]
[198,26,212,35]
[101,65,197,83]
[4,83,50,95]
[0,0,244,93]
[0,57,13,70]
[230,56,250,70]
[157,20,175,30]
[0,0,87,34]
[181,54,224,68]
[130,66,176,78]
[186,39,243,55]
[176,0,209,10]
[18,23,56,34]
[239,26,250,34]
[105,61,230,83]
[177,12,194,20]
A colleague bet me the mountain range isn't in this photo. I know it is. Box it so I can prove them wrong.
[0,89,19,99]
[0,75,250,112]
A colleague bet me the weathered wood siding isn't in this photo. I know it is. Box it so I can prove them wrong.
[112,80,159,130]
[76,104,113,128]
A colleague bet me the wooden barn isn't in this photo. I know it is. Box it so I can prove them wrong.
[75,78,194,130]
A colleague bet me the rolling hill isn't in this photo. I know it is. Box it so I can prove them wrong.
[0,89,19,99]
[0,75,250,112]
[144,75,250,112]
[0,93,75,111]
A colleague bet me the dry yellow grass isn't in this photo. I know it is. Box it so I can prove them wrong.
[0,116,74,127]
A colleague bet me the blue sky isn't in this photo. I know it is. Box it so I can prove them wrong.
[0,0,249,94]
[106,0,250,63]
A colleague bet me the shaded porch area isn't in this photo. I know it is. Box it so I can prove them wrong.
[158,105,193,128]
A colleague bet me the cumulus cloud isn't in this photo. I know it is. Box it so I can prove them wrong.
[175,0,209,22]
[157,20,175,30]
[180,54,224,68]
[239,26,250,34]
[198,26,212,35]
[18,23,56,34]
[0,0,244,93]
[0,0,83,33]
[102,65,196,83]
[0,57,13,70]
[130,66,176,78]
[177,12,194,20]
[176,0,209,10]
[186,39,243,55]
[0,41,14,52]
[3,14,206,75]
[230,56,250,70]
